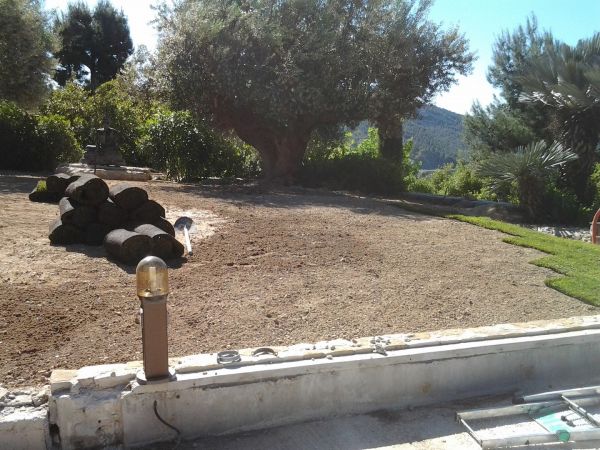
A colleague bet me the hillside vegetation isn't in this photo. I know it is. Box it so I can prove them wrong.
[353,105,465,170]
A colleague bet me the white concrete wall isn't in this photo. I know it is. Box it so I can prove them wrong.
[44,315,600,449]
[119,330,600,447]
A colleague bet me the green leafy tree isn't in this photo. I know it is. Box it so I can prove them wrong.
[54,0,133,91]
[518,33,600,203]
[155,0,473,182]
[476,140,577,220]
[464,101,537,158]
[0,0,54,108]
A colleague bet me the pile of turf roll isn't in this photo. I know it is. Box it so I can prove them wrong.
[42,174,183,264]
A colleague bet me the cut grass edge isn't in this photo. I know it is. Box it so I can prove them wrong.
[447,214,600,307]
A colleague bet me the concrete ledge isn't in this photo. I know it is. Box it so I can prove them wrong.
[0,407,49,450]
[56,163,157,181]
[45,315,600,449]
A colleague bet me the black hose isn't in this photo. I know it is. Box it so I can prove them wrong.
[153,399,182,450]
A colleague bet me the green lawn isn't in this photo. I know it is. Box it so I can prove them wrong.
[449,215,600,306]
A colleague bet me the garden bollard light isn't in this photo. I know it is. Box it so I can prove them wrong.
[136,256,175,384]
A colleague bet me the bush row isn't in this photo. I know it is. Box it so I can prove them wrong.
[2,80,261,180]
[408,161,597,225]
[0,101,81,172]
[300,127,418,195]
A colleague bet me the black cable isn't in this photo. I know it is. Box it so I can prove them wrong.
[153,399,182,450]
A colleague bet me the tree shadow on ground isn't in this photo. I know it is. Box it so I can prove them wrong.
[0,173,47,194]
[156,182,435,222]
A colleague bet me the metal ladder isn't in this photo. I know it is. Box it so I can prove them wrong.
[457,386,600,448]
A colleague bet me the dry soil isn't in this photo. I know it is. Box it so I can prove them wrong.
[0,174,597,388]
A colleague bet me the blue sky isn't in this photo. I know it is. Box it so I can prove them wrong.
[44,0,600,115]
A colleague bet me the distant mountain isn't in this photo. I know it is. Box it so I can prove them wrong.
[353,105,465,170]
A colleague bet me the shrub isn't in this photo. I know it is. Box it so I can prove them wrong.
[206,135,262,179]
[300,154,404,195]
[0,100,37,170]
[0,101,80,171]
[476,140,578,220]
[41,80,154,165]
[35,115,81,169]
[40,82,90,145]
[139,110,210,181]
[406,161,497,201]
[139,110,260,181]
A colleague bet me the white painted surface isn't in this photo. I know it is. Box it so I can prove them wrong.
[120,329,600,447]
[6,316,600,449]
[48,325,600,448]
[0,407,49,450]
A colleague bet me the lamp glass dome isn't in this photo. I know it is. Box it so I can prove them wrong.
[136,256,169,298]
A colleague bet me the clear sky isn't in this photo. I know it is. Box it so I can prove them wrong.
[43,0,600,115]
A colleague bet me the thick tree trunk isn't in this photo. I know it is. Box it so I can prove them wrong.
[235,127,310,184]
[264,135,309,183]
[378,121,403,162]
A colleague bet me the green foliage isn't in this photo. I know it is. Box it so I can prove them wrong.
[451,215,600,306]
[0,0,54,107]
[0,100,81,171]
[156,0,473,179]
[89,80,147,163]
[34,179,47,192]
[139,110,260,182]
[301,128,416,195]
[588,163,600,212]
[0,100,38,170]
[303,124,427,195]
[406,162,495,200]
[463,102,539,158]
[35,114,81,169]
[352,106,466,170]
[41,80,155,164]
[476,140,578,220]
[40,82,90,141]
[517,31,600,203]
[468,15,600,206]
[300,154,404,195]
[139,110,210,181]
[54,0,133,90]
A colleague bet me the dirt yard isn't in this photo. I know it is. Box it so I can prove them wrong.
[0,174,597,387]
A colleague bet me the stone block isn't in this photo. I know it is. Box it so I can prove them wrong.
[50,369,76,394]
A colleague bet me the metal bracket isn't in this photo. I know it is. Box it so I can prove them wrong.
[217,350,241,365]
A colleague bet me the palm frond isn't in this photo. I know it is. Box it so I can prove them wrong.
[476,140,577,189]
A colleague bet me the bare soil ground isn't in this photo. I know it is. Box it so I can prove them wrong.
[0,174,597,388]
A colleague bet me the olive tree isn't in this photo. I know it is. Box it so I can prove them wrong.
[0,0,54,108]
[156,0,473,181]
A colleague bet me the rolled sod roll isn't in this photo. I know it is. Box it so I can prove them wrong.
[153,217,176,237]
[64,174,109,206]
[109,183,148,211]
[49,218,84,245]
[97,198,127,228]
[46,173,78,195]
[85,223,112,246]
[29,187,60,203]
[134,224,184,259]
[104,229,152,265]
[59,197,96,228]
[130,200,166,223]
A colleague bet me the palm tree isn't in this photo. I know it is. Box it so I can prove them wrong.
[518,33,600,203]
[476,140,577,220]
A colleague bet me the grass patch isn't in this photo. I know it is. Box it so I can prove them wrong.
[449,215,600,306]
[34,179,47,192]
